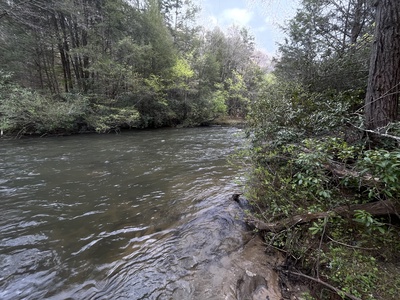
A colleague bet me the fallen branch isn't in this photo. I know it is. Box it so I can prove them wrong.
[322,160,380,184]
[301,147,379,184]
[247,200,400,233]
[326,236,378,251]
[283,270,362,300]
[363,128,400,142]
[352,123,400,142]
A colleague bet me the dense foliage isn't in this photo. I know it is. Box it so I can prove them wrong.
[244,0,400,299]
[0,0,262,134]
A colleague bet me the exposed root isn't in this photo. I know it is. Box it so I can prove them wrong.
[246,200,400,233]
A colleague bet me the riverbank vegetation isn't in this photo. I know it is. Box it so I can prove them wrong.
[244,1,400,299]
[2,0,400,299]
[0,0,261,135]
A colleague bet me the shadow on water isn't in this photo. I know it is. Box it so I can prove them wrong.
[0,127,266,300]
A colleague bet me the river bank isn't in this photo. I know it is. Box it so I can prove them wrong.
[0,125,310,299]
[209,117,246,127]
[0,117,246,139]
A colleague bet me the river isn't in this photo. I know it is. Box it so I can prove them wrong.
[0,127,283,300]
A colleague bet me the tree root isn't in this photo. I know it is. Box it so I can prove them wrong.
[246,200,400,233]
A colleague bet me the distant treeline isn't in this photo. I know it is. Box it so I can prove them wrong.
[0,0,268,135]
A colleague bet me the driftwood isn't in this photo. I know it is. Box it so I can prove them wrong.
[247,200,400,233]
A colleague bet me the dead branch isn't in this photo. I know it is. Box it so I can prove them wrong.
[283,270,362,300]
[326,236,378,251]
[301,147,379,184]
[322,160,379,184]
[353,124,400,142]
[247,200,400,233]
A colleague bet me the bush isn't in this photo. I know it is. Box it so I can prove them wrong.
[85,103,139,133]
[0,73,90,135]
[244,78,400,299]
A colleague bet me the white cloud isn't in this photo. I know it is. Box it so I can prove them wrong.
[220,8,253,27]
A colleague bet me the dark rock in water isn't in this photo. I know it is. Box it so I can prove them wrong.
[231,193,242,202]
[232,193,253,211]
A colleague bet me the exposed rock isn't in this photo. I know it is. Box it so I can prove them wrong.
[219,236,284,299]
[236,269,269,300]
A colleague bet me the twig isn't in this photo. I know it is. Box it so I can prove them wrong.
[356,82,400,113]
[316,217,328,279]
[265,243,290,254]
[16,126,26,139]
[327,236,378,251]
[283,270,362,300]
[352,124,400,142]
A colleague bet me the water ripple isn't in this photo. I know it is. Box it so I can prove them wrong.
[0,127,246,300]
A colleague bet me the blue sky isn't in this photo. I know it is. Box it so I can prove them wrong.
[198,0,300,56]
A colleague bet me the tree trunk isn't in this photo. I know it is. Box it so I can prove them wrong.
[364,0,400,131]
[59,13,74,92]
[350,0,365,45]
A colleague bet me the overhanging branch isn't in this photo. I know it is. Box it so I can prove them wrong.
[352,123,400,142]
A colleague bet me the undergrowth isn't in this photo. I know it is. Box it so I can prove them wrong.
[244,80,400,300]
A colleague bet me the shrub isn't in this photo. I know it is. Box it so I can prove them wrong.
[0,73,90,135]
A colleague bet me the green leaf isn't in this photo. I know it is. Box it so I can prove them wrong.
[377,226,385,234]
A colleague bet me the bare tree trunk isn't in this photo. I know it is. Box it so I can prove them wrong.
[365,0,400,131]
[53,14,71,93]
[350,0,366,44]
[58,12,74,92]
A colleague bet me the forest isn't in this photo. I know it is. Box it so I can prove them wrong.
[0,0,262,135]
[1,0,400,299]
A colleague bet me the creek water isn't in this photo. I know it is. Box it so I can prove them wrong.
[0,127,262,300]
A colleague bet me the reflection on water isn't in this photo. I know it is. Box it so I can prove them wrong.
[0,127,249,299]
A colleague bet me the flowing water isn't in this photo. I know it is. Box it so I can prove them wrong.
[0,127,264,300]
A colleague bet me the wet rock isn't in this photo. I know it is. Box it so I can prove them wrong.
[191,235,283,300]
[236,270,269,300]
[229,237,283,300]
[231,194,253,211]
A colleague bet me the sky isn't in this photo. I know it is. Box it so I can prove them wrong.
[198,0,300,56]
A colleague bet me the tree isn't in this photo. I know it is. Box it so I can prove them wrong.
[0,0,262,132]
[166,56,196,120]
[364,0,400,131]
[159,0,200,53]
[224,71,250,117]
[275,0,374,92]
